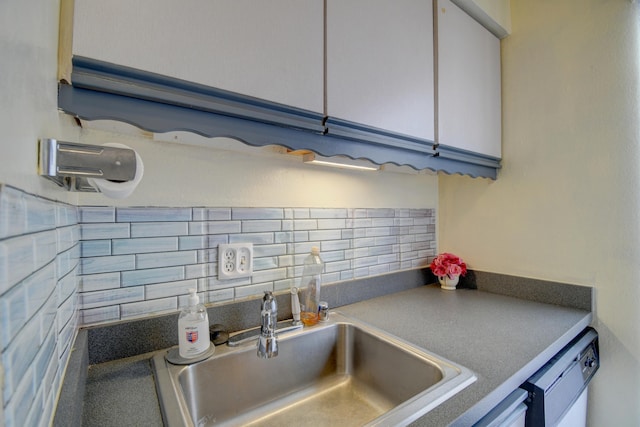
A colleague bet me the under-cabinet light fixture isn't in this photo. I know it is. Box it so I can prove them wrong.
[302,153,380,171]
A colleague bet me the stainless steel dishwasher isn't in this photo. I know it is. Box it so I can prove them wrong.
[520,327,599,426]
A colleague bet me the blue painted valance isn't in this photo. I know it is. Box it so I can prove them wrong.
[58,57,500,179]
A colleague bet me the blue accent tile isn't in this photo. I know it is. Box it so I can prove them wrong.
[130,222,189,238]
[80,207,115,223]
[80,287,144,310]
[112,237,178,255]
[136,250,197,269]
[206,221,242,235]
[121,266,185,286]
[292,208,309,219]
[81,240,111,257]
[242,220,282,233]
[25,263,56,318]
[0,185,27,239]
[365,227,391,237]
[207,289,234,303]
[2,314,40,405]
[367,208,395,218]
[56,204,79,227]
[0,235,35,295]
[80,306,120,324]
[309,208,348,219]
[317,218,347,230]
[81,223,130,240]
[58,269,77,303]
[251,268,286,283]
[308,230,342,241]
[121,297,177,319]
[178,235,207,250]
[192,208,231,221]
[235,283,274,299]
[34,231,57,269]
[325,260,351,273]
[253,257,278,271]
[56,225,77,253]
[80,255,136,275]
[146,279,197,300]
[253,244,287,257]
[321,240,350,251]
[33,332,56,385]
[0,283,27,352]
[293,219,317,230]
[229,233,274,244]
[232,207,284,220]
[24,194,57,233]
[116,207,192,222]
[80,272,120,292]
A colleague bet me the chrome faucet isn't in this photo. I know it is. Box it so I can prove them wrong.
[257,291,278,358]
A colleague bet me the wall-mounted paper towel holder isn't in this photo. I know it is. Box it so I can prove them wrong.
[38,138,137,192]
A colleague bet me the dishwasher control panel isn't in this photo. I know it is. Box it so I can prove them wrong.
[521,327,599,426]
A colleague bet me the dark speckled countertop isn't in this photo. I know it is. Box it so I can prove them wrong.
[80,281,591,427]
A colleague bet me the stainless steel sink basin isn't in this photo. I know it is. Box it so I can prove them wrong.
[152,312,475,427]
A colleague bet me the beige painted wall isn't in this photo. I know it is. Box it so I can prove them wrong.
[439,1,640,425]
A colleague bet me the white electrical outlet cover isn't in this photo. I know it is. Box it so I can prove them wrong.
[218,243,253,279]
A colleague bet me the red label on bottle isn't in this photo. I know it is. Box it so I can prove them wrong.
[187,331,198,343]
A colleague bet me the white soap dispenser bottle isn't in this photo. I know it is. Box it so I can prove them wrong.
[178,288,210,358]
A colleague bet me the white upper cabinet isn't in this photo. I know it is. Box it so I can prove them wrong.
[437,0,502,158]
[326,0,435,141]
[71,0,324,113]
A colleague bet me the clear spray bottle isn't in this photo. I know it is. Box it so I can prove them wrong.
[299,247,324,326]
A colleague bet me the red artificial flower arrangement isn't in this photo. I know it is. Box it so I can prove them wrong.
[429,252,467,279]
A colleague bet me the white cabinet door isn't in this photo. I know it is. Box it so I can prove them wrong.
[437,0,501,158]
[71,0,324,113]
[326,0,435,141]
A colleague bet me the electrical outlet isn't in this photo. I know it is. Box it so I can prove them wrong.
[218,243,253,279]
